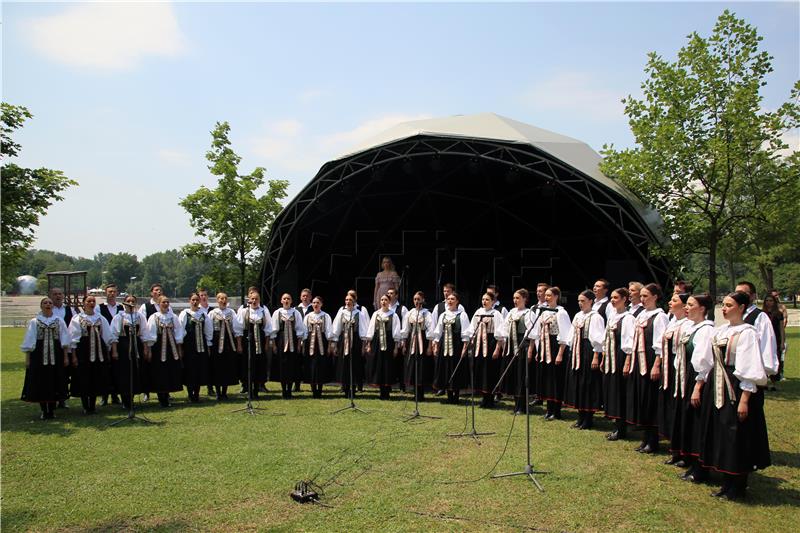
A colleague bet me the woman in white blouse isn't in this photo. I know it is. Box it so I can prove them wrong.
[207,293,243,401]
[602,288,635,441]
[624,283,670,454]
[695,291,770,500]
[431,292,471,404]
[365,294,403,400]
[178,293,214,403]
[20,297,72,419]
[399,291,435,402]
[109,295,153,410]
[302,296,333,398]
[466,293,507,409]
[145,296,185,408]
[564,290,605,430]
[329,292,370,398]
[69,295,114,414]
[528,287,572,421]
[270,293,306,399]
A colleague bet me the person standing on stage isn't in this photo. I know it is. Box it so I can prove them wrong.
[302,296,333,398]
[670,293,714,482]
[179,293,213,403]
[365,294,403,399]
[109,295,152,411]
[695,292,771,500]
[466,292,506,408]
[236,291,272,399]
[399,291,435,402]
[602,288,634,441]
[50,287,76,408]
[529,286,571,421]
[735,281,779,382]
[330,292,370,398]
[68,295,114,414]
[294,288,313,392]
[386,287,408,391]
[502,289,535,414]
[197,287,217,399]
[20,297,71,420]
[762,294,785,388]
[592,279,612,320]
[145,296,184,407]
[430,283,466,326]
[627,282,644,317]
[374,256,401,311]
[270,293,306,399]
[431,292,471,404]
[660,292,691,457]
[485,285,509,319]
[624,283,670,454]
[207,293,243,401]
[564,290,605,430]
[139,283,171,319]
[99,284,124,406]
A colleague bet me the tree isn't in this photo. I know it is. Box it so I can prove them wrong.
[600,11,799,298]
[180,121,288,303]
[1,103,77,285]
[104,253,142,290]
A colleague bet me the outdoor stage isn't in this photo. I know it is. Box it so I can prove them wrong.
[260,114,670,312]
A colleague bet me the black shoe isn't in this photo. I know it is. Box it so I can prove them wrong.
[664,456,680,465]
[240,386,248,394]
[142,393,150,402]
[674,460,687,468]
[606,430,620,441]
[435,390,445,396]
[260,384,269,393]
[111,394,121,404]
[712,487,729,498]
[634,441,647,452]
[58,400,67,408]
[680,470,693,481]
[580,416,594,430]
[533,399,543,406]
[40,412,47,420]
[571,420,582,429]
[99,396,108,407]
[639,444,658,454]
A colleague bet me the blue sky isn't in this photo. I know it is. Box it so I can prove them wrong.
[4,1,798,259]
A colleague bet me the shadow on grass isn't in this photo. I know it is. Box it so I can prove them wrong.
[770,450,800,469]
[748,472,800,507]
[1,360,26,372]
[764,377,800,402]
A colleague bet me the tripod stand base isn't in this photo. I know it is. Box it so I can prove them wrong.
[447,429,495,439]
[331,401,368,414]
[492,464,548,491]
[403,409,441,422]
[109,409,155,426]
[232,400,284,416]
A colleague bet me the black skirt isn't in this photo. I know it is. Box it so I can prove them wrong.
[182,323,210,388]
[240,328,269,384]
[270,323,301,383]
[303,337,333,385]
[21,338,68,403]
[657,351,677,439]
[536,335,565,403]
[70,337,113,397]
[111,328,144,395]
[146,340,183,393]
[602,347,627,420]
[626,349,659,428]
[208,330,241,387]
[366,336,398,387]
[471,335,500,394]
[563,338,603,411]
[698,367,771,474]
[334,336,365,387]
[669,365,702,457]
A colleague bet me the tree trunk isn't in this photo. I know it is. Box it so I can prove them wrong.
[239,248,246,308]
[708,230,718,321]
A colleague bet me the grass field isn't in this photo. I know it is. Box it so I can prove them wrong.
[2,328,798,532]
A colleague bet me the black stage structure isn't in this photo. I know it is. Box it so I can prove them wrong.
[260,114,670,313]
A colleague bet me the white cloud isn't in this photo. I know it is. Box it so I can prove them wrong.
[298,89,325,104]
[247,113,431,177]
[24,3,187,70]
[776,130,799,158]
[520,72,625,120]
[157,148,192,167]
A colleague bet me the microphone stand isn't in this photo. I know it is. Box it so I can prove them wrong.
[332,316,368,415]
[110,310,154,426]
[491,306,552,491]
[403,308,441,422]
[233,312,270,415]
[447,314,494,440]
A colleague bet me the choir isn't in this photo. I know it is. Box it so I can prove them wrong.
[20,273,779,501]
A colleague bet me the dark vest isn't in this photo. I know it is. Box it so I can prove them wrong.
[144,302,157,318]
[296,304,311,317]
[99,303,123,323]
[436,301,447,316]
[744,307,762,326]
[597,300,609,319]
[632,306,644,317]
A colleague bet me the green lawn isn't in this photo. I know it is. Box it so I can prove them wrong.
[2,328,798,532]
